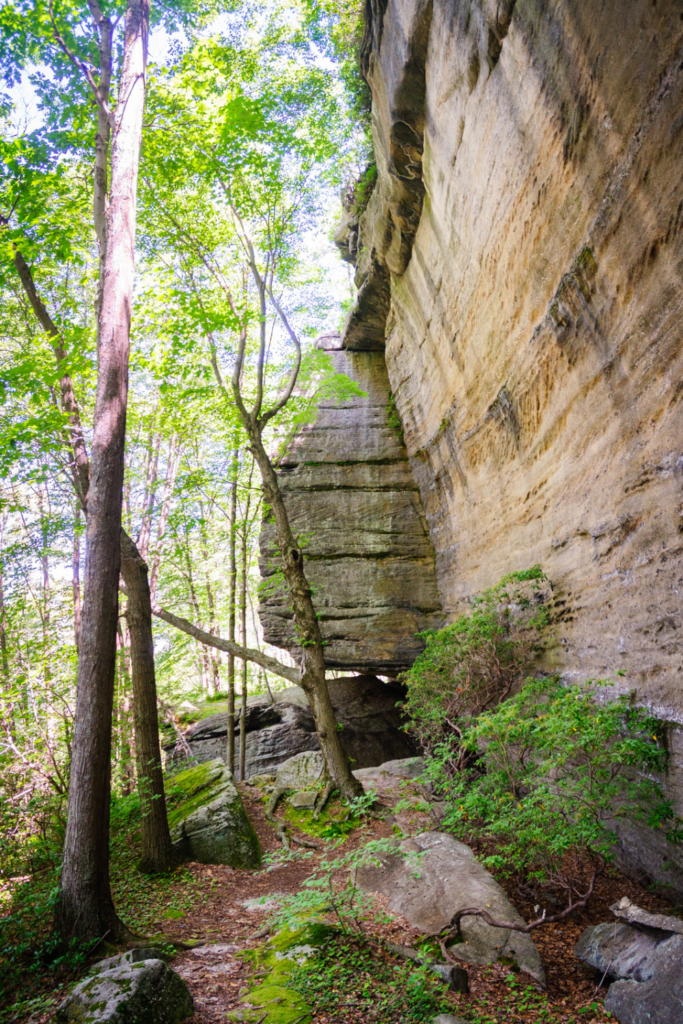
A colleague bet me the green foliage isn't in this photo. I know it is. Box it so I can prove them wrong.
[428,675,682,899]
[289,933,453,1023]
[386,392,404,445]
[268,837,399,934]
[402,566,549,751]
[351,162,378,214]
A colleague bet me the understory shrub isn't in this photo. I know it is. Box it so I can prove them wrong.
[402,566,550,753]
[425,676,682,912]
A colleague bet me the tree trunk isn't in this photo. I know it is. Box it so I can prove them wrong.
[73,506,82,651]
[227,448,238,773]
[120,530,176,872]
[58,0,150,944]
[239,515,248,781]
[248,430,362,799]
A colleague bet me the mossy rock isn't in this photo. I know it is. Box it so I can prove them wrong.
[230,922,333,1023]
[167,759,261,869]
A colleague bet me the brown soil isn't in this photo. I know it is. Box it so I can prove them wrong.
[162,785,680,1024]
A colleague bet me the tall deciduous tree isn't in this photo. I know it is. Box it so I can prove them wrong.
[57,0,151,941]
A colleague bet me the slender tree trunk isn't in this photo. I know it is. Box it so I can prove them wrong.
[0,512,9,686]
[58,0,150,943]
[149,436,178,603]
[227,448,238,774]
[248,430,362,798]
[116,618,134,795]
[120,531,176,872]
[238,462,253,781]
[137,427,160,559]
[199,503,221,696]
[182,529,211,692]
[73,506,82,652]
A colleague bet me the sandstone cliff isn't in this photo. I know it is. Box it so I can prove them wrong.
[259,341,442,673]
[332,0,683,890]
[261,0,683,891]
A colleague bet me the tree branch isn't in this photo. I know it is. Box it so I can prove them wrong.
[260,282,302,426]
[49,0,113,123]
[150,603,300,684]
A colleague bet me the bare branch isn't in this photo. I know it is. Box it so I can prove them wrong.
[260,283,302,426]
[49,0,113,123]
[150,603,300,684]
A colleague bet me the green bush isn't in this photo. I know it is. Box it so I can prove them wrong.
[402,566,549,753]
[427,675,682,905]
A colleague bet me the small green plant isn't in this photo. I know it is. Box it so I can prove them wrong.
[268,837,399,935]
[402,566,550,753]
[288,933,453,1023]
[429,675,682,930]
[386,392,404,444]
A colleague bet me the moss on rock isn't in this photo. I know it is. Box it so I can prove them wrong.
[167,759,261,869]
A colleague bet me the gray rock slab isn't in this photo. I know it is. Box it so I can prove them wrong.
[575,921,665,983]
[353,757,425,780]
[172,676,417,779]
[168,759,262,869]
[610,896,683,935]
[432,1017,470,1024]
[354,831,545,986]
[604,936,683,1023]
[275,751,325,791]
[290,790,318,809]
[56,954,193,1024]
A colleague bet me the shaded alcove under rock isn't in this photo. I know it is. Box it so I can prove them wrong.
[166,675,418,779]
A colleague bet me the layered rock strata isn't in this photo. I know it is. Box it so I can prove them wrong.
[259,344,442,673]
[336,0,683,891]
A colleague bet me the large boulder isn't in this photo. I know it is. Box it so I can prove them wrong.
[55,949,193,1024]
[168,759,261,869]
[575,898,683,1023]
[354,831,545,986]
[168,675,417,778]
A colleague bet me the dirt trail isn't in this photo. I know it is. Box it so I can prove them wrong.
[160,785,679,1024]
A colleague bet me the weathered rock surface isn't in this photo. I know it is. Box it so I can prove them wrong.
[575,899,683,1023]
[354,831,545,985]
[330,0,683,891]
[170,676,417,778]
[55,949,193,1024]
[276,751,325,791]
[170,701,319,779]
[168,760,262,869]
[259,349,442,674]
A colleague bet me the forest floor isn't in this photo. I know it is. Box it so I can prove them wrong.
[1,783,680,1024]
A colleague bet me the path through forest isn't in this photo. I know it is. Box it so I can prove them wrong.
[153,786,677,1024]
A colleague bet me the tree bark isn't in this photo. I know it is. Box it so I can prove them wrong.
[120,531,176,872]
[248,430,362,799]
[73,506,82,651]
[227,448,238,773]
[58,0,150,943]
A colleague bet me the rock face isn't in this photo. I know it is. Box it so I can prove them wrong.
[329,0,683,891]
[171,675,417,778]
[354,831,545,985]
[55,949,193,1024]
[575,899,683,1023]
[259,348,442,674]
[168,760,262,869]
